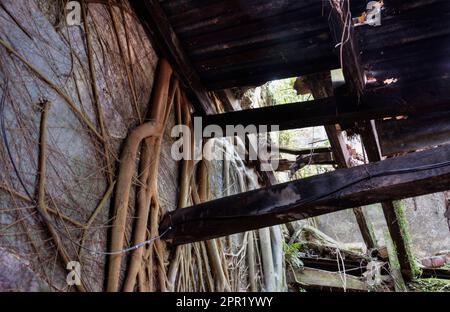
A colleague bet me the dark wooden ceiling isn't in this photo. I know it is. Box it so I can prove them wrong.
[139,0,450,154]
[157,0,450,92]
[357,0,450,89]
[160,0,340,90]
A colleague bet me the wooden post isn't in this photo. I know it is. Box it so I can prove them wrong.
[302,72,378,250]
[360,121,418,281]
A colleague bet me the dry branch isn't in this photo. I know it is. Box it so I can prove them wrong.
[0,38,104,141]
[36,100,87,292]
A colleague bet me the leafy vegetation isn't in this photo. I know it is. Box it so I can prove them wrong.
[283,241,305,269]
[392,200,422,279]
[408,278,450,292]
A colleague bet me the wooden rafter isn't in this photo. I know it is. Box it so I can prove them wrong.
[275,152,335,172]
[201,76,450,135]
[160,145,450,245]
[376,112,450,156]
[327,0,420,281]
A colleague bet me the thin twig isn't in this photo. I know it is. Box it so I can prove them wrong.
[0,38,104,141]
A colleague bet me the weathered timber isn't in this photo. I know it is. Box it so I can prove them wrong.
[357,1,450,85]
[275,152,335,172]
[197,38,335,79]
[160,145,450,245]
[163,0,322,37]
[299,257,368,277]
[202,56,338,90]
[360,121,416,281]
[278,146,332,156]
[130,0,213,114]
[201,76,450,134]
[421,268,450,280]
[287,267,368,291]
[160,0,339,89]
[303,71,378,250]
[186,13,328,58]
[357,2,450,54]
[376,112,450,156]
[327,1,365,94]
[384,230,408,291]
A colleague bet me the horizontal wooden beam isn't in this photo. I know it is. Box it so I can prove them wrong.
[421,268,450,280]
[376,112,450,156]
[287,267,368,291]
[278,146,332,156]
[160,145,450,245]
[201,77,450,134]
[275,152,335,172]
[202,56,338,90]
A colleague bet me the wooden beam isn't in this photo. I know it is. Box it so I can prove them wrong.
[130,0,214,114]
[202,56,338,90]
[421,268,450,280]
[201,76,450,134]
[160,145,450,245]
[327,0,365,94]
[299,257,368,277]
[301,71,378,250]
[329,0,418,281]
[376,112,450,156]
[287,267,368,291]
[275,152,335,172]
[278,146,332,156]
[360,121,416,281]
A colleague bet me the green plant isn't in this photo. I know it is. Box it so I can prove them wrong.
[283,241,305,269]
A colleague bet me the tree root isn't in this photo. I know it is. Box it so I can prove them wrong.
[37,100,87,292]
[106,59,172,292]
[123,78,178,292]
[81,0,113,184]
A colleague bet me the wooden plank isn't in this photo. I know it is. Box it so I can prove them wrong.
[376,112,450,156]
[384,229,408,291]
[193,32,333,73]
[356,1,450,85]
[287,267,368,291]
[275,152,335,172]
[421,268,450,280]
[278,146,332,156]
[330,0,426,282]
[203,56,339,90]
[161,0,224,17]
[160,145,450,245]
[130,0,214,114]
[356,1,450,54]
[164,0,320,37]
[185,13,327,57]
[299,257,369,277]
